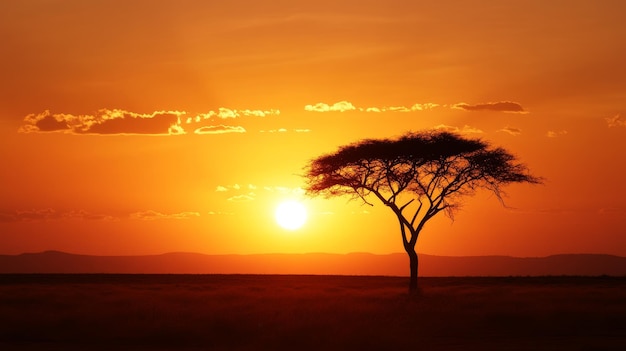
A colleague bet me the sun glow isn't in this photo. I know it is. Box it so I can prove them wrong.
[275,200,307,230]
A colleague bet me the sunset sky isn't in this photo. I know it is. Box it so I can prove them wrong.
[1,0,625,258]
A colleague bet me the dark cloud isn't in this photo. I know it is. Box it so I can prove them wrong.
[35,114,70,132]
[453,101,526,113]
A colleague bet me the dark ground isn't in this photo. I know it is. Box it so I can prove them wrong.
[1,274,625,350]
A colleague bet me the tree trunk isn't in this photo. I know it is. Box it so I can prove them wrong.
[407,248,419,294]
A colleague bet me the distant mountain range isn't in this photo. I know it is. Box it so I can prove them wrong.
[1,251,625,276]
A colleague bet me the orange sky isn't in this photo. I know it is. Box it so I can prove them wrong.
[1,0,625,257]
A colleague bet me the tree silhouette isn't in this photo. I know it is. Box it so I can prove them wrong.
[304,131,541,293]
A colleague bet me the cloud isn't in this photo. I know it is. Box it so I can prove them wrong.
[410,103,439,111]
[227,193,256,202]
[10,208,58,222]
[305,101,528,114]
[62,210,117,221]
[386,106,411,112]
[498,126,522,136]
[207,211,234,215]
[262,186,306,195]
[2,208,203,222]
[130,210,200,220]
[218,184,293,201]
[259,128,287,133]
[452,101,526,113]
[215,184,242,192]
[19,107,280,135]
[605,114,626,127]
[365,107,382,112]
[366,104,440,112]
[0,208,115,222]
[215,184,304,200]
[194,125,246,134]
[239,109,280,117]
[304,101,356,112]
[433,124,483,134]
[216,108,238,119]
[546,130,568,138]
[304,101,442,113]
[19,109,186,135]
[193,108,280,120]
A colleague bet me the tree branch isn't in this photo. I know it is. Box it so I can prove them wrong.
[398,216,409,249]
[399,198,415,212]
[410,199,424,227]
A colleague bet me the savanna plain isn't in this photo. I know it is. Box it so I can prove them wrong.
[1,274,624,350]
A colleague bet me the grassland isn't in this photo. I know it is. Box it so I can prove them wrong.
[1,274,624,350]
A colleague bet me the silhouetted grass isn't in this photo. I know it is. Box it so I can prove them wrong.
[0,275,624,350]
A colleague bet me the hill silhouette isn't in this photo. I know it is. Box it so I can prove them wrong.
[1,251,625,276]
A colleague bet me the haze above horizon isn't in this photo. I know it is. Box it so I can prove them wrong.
[1,1,625,259]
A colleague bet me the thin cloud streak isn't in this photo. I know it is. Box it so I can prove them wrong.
[546,130,568,138]
[1,208,207,222]
[190,108,279,121]
[260,128,287,133]
[0,209,116,222]
[433,124,483,134]
[305,101,525,113]
[499,127,522,136]
[216,184,305,196]
[305,101,440,113]
[227,193,256,202]
[215,184,242,192]
[262,186,306,195]
[130,210,200,220]
[207,211,234,215]
[194,125,246,135]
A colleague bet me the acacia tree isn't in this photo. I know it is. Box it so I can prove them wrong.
[304,131,541,293]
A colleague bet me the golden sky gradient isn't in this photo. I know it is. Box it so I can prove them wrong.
[1,0,625,257]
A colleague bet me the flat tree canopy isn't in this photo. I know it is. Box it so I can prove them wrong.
[304,131,541,292]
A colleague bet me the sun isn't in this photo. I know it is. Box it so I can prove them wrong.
[275,200,307,230]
